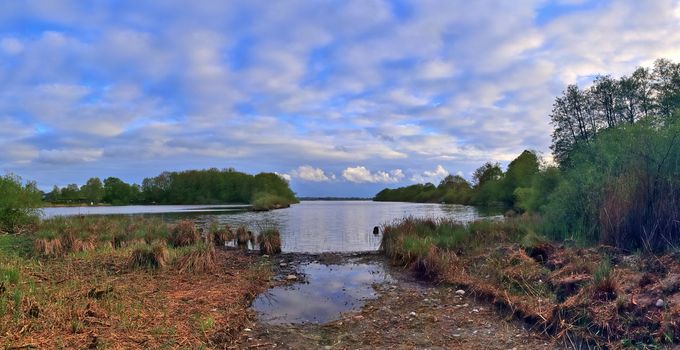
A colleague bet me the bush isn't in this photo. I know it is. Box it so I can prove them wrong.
[0,174,42,233]
[251,193,294,211]
[542,118,680,251]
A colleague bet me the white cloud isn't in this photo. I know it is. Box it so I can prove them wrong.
[411,165,449,183]
[290,165,334,182]
[342,166,405,183]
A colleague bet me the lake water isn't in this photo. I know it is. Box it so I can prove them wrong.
[42,201,495,254]
[43,200,496,324]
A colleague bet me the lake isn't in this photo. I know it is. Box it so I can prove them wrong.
[42,201,497,253]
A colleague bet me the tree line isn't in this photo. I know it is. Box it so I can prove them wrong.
[374,150,541,211]
[45,168,297,207]
[376,58,680,252]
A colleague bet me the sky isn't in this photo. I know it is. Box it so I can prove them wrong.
[1,0,680,197]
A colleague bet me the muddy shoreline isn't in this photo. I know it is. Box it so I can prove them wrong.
[238,251,563,349]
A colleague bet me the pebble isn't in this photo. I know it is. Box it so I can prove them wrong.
[286,274,297,280]
[455,289,466,295]
[262,255,269,258]
[280,262,287,267]
[409,311,417,317]
[656,299,666,308]
[472,308,479,313]
[244,328,252,332]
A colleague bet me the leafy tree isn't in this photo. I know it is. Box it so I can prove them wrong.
[472,162,503,188]
[80,177,104,204]
[0,174,42,233]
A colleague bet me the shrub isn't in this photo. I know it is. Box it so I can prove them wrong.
[129,242,169,269]
[0,174,42,233]
[168,220,200,247]
[251,193,294,211]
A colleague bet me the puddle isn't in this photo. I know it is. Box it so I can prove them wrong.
[252,259,393,324]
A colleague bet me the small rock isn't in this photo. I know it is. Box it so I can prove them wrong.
[409,311,417,317]
[472,308,479,313]
[262,255,269,258]
[656,299,666,308]
[286,274,297,280]
[244,328,252,332]
[455,289,466,295]
[280,262,288,267]
[353,315,364,321]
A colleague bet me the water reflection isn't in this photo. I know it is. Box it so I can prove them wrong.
[252,260,393,324]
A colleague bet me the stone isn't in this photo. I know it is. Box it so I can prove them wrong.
[286,274,297,281]
[279,262,288,267]
[455,289,465,295]
[656,299,666,308]
[409,311,417,317]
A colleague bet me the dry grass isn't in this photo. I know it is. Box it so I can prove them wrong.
[259,228,281,255]
[0,244,271,349]
[175,242,217,274]
[235,225,252,247]
[168,220,200,247]
[381,217,680,348]
[212,225,233,246]
[128,242,169,269]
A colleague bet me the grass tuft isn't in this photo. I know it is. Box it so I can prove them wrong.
[259,228,281,255]
[169,220,200,247]
[129,242,170,269]
[176,242,217,273]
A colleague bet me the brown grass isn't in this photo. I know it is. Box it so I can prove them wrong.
[176,243,217,274]
[128,243,169,269]
[213,225,233,246]
[259,228,281,255]
[33,238,64,257]
[235,225,252,247]
[0,245,270,349]
[169,220,200,247]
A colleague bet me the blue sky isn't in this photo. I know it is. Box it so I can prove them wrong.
[1,0,680,197]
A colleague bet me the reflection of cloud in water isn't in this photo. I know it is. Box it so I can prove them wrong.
[252,261,394,324]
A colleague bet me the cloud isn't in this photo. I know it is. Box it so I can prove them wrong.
[342,166,405,183]
[37,148,103,164]
[411,165,450,183]
[0,0,679,197]
[290,165,334,182]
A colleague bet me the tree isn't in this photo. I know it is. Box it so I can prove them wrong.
[0,174,42,233]
[80,177,104,204]
[103,177,135,205]
[500,150,540,207]
[550,85,599,165]
[60,184,81,202]
[472,162,503,188]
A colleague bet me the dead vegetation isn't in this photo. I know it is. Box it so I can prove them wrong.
[382,217,680,348]
[0,216,273,349]
[259,228,282,255]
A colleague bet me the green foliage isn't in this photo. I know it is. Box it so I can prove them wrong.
[80,177,104,203]
[542,117,680,251]
[375,151,539,210]
[0,174,42,233]
[43,168,298,208]
[550,59,680,165]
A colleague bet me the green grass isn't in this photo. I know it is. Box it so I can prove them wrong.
[0,234,33,258]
